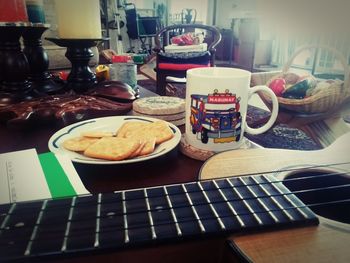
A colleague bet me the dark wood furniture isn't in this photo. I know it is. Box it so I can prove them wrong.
[0,87,204,191]
[153,24,222,95]
[0,85,235,263]
[1,85,348,262]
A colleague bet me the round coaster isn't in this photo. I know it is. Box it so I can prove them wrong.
[179,135,215,161]
[132,110,185,126]
[133,96,185,116]
[169,118,185,126]
[132,110,185,122]
[180,134,259,161]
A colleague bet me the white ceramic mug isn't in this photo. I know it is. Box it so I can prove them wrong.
[185,67,279,151]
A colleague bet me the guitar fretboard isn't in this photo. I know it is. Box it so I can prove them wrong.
[0,174,318,262]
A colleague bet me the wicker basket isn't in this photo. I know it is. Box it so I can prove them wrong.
[261,45,350,114]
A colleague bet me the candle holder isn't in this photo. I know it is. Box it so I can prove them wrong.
[22,24,62,94]
[0,22,36,107]
[46,38,103,93]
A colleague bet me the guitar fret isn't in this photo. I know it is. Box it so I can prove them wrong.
[238,177,279,223]
[212,180,245,228]
[163,186,182,236]
[144,189,157,240]
[94,194,102,248]
[181,184,206,233]
[61,197,76,252]
[0,203,16,231]
[24,200,48,256]
[226,179,263,225]
[251,177,295,221]
[197,182,226,230]
[264,175,309,219]
[122,192,129,243]
[0,172,321,262]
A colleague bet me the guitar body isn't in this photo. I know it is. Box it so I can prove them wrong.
[199,133,350,262]
[229,218,350,263]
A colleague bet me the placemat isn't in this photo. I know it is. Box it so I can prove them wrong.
[246,106,322,150]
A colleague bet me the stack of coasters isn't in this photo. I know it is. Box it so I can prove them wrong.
[132,96,185,126]
[180,134,261,161]
[180,135,215,161]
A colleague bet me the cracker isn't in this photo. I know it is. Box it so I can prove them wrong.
[62,137,99,152]
[139,137,156,156]
[123,132,156,156]
[84,137,139,161]
[81,131,114,138]
[129,141,146,158]
[116,121,148,138]
[146,121,174,144]
[124,121,174,144]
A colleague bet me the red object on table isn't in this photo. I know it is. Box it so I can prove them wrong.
[58,71,69,81]
[112,55,132,63]
[0,0,28,22]
[171,33,195,45]
[269,78,286,97]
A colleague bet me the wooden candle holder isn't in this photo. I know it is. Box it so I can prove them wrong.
[22,24,62,94]
[0,22,36,107]
[46,38,103,93]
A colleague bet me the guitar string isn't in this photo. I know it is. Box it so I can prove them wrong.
[1,160,349,256]
[0,198,330,244]
[3,165,348,215]
[1,163,349,237]
[5,177,350,222]
[1,159,348,208]
[1,180,349,243]
[3,180,349,230]
[1,166,350,225]
[1,197,348,248]
[202,161,350,182]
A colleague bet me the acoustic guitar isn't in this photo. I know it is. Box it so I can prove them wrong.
[0,134,349,262]
[200,132,350,262]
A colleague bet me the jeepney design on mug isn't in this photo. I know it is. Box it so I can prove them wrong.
[189,89,242,144]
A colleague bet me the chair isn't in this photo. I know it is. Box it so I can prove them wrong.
[154,24,222,95]
[125,3,160,53]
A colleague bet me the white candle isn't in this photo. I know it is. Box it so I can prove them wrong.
[55,0,101,39]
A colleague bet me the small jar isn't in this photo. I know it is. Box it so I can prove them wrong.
[115,62,137,90]
[109,55,138,93]
[25,0,45,23]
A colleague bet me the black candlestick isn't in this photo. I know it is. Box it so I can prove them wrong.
[22,24,62,94]
[0,23,35,106]
[46,38,102,93]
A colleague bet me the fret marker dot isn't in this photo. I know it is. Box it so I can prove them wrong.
[15,222,25,228]
[107,212,116,217]
[155,206,164,211]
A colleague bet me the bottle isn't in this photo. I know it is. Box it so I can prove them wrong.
[110,55,137,93]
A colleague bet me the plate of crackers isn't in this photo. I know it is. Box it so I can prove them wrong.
[48,116,181,164]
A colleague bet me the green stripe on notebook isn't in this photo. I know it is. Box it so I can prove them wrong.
[38,152,76,198]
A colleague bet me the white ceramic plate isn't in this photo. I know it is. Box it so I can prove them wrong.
[48,116,181,165]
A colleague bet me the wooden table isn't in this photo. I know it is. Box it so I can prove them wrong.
[0,86,234,263]
[0,86,204,193]
[1,85,349,263]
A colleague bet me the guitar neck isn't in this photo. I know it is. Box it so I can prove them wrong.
[0,174,318,262]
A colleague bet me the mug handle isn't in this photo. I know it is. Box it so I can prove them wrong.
[245,85,279,135]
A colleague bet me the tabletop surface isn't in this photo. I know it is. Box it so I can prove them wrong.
[0,86,203,194]
[1,85,349,195]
